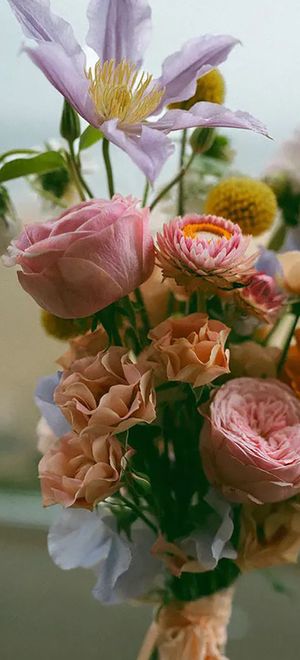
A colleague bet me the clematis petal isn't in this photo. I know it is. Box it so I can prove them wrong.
[7,0,85,61]
[86,0,152,66]
[25,42,98,128]
[155,34,239,111]
[149,102,269,137]
[101,120,174,182]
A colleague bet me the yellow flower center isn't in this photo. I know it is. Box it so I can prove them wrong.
[87,59,164,125]
[182,222,232,241]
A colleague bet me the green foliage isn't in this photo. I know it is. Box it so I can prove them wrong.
[167,560,240,602]
[79,125,103,151]
[0,151,66,183]
[39,167,71,199]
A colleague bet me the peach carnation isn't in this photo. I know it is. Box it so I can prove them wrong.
[156,214,256,293]
[57,326,107,370]
[39,432,129,509]
[55,346,156,439]
[200,377,300,503]
[148,313,230,387]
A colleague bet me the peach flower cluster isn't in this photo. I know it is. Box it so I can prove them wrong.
[238,499,300,570]
[200,377,300,504]
[39,345,156,509]
[55,346,156,439]
[156,213,256,293]
[39,433,131,510]
[148,313,230,387]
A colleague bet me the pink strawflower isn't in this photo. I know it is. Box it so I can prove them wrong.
[237,272,286,322]
[4,195,154,318]
[156,214,256,293]
[39,432,130,509]
[55,346,156,439]
[200,378,300,504]
[148,313,230,387]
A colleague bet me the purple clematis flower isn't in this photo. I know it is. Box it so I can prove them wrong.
[8,0,268,182]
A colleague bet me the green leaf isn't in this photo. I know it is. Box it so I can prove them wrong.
[79,125,103,151]
[0,151,66,183]
[0,149,40,164]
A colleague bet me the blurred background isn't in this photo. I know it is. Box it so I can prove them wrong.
[1,0,300,658]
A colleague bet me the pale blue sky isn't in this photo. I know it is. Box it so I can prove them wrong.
[1,0,300,196]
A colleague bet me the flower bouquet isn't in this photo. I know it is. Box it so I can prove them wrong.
[3,1,300,658]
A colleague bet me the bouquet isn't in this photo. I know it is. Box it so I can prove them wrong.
[3,1,300,658]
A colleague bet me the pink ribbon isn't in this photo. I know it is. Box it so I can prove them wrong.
[137,588,234,660]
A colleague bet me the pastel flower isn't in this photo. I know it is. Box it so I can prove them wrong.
[5,195,154,319]
[54,346,156,439]
[48,507,160,604]
[39,432,130,509]
[283,329,300,398]
[200,377,300,504]
[151,488,236,577]
[8,0,268,181]
[255,248,283,279]
[36,417,58,455]
[236,272,286,323]
[156,213,256,293]
[57,327,108,370]
[278,251,300,295]
[238,499,300,570]
[148,312,230,387]
[35,372,71,438]
[229,341,280,379]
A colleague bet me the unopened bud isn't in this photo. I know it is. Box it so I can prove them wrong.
[190,127,215,155]
[60,100,81,143]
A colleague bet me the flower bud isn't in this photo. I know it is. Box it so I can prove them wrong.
[60,100,81,143]
[190,127,215,155]
[0,185,21,256]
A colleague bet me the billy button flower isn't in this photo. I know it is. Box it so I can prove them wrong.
[204,177,277,236]
[41,310,93,340]
[169,68,225,110]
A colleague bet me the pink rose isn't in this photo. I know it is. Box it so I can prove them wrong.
[55,346,156,438]
[200,378,300,503]
[5,195,154,318]
[148,313,230,387]
[39,432,129,509]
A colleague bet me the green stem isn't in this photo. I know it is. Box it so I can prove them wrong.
[277,313,299,374]
[77,159,94,199]
[66,143,85,201]
[150,152,195,212]
[118,494,158,534]
[134,287,150,337]
[142,179,150,206]
[102,138,115,198]
[177,128,187,215]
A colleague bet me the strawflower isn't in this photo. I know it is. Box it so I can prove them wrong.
[8,0,268,181]
[236,272,286,323]
[156,213,256,293]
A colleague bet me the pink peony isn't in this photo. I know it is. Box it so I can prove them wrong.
[237,272,286,322]
[55,346,156,439]
[39,432,129,509]
[200,377,300,504]
[156,214,256,293]
[148,313,230,387]
[5,195,154,318]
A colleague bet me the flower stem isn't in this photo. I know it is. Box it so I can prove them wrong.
[142,179,150,206]
[118,494,158,533]
[177,128,187,215]
[277,313,299,374]
[102,138,115,198]
[66,143,85,201]
[134,287,150,337]
[150,152,195,212]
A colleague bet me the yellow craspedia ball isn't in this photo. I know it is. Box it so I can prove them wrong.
[204,177,277,236]
[41,310,91,340]
[169,69,225,110]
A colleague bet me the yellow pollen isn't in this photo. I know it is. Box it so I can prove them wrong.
[87,59,165,124]
[182,222,232,241]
